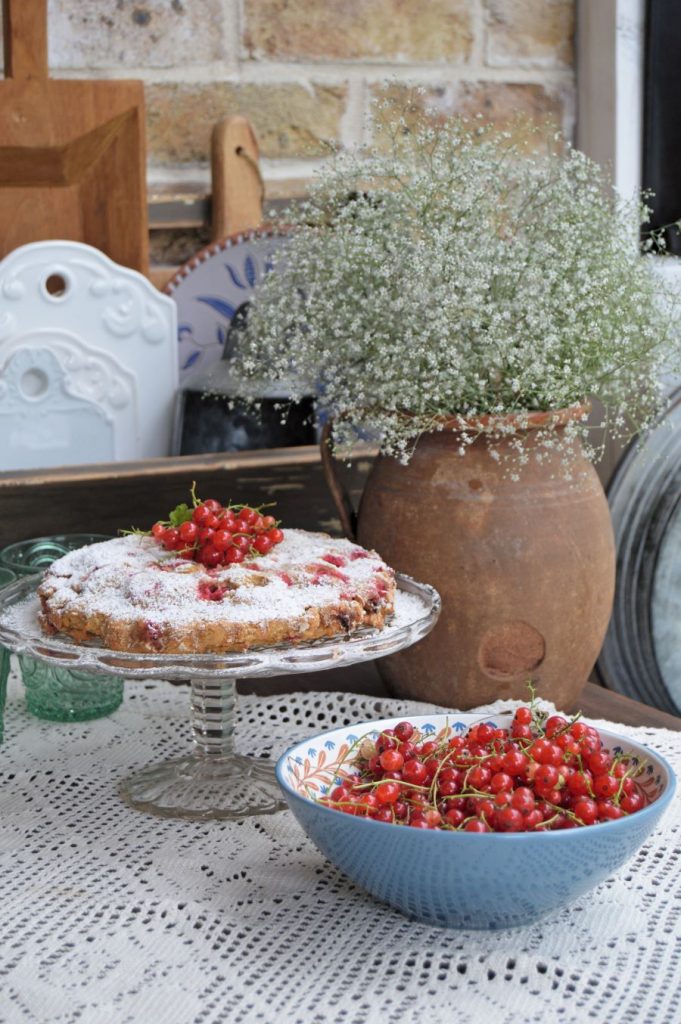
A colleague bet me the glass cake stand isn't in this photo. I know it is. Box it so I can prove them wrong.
[0,574,440,821]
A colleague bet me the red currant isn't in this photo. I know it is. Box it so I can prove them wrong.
[545,715,568,737]
[162,527,180,550]
[593,774,618,799]
[511,786,535,814]
[497,807,524,832]
[395,721,415,742]
[193,504,212,526]
[254,535,273,555]
[375,781,400,805]
[573,797,598,825]
[225,547,245,564]
[402,760,428,786]
[464,819,491,833]
[213,529,234,551]
[620,791,644,814]
[379,749,404,773]
[200,544,222,568]
[179,520,198,544]
[314,705,649,833]
[490,772,513,794]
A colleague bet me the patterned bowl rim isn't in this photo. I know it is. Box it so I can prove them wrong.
[163,223,289,295]
[275,711,677,841]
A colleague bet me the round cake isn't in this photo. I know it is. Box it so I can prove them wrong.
[37,530,396,654]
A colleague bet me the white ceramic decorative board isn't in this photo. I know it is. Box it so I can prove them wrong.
[0,240,177,471]
[164,227,289,383]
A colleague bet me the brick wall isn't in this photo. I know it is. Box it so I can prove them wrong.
[31,0,575,190]
[2,0,574,265]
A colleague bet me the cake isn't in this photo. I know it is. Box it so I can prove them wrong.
[37,530,396,654]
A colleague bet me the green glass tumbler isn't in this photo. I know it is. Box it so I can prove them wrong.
[18,655,124,722]
[0,566,15,744]
[0,534,111,575]
[1,534,124,723]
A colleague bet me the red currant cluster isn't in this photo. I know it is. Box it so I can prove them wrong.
[147,488,284,568]
[321,704,647,832]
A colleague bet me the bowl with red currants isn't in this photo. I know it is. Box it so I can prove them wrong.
[276,699,675,929]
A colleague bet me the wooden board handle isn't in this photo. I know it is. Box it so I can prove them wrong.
[211,115,264,240]
[2,0,48,80]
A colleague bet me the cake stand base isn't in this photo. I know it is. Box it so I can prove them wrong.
[0,573,440,821]
[119,752,286,821]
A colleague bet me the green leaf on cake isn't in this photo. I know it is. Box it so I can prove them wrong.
[168,503,193,527]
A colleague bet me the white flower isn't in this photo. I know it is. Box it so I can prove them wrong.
[232,108,681,472]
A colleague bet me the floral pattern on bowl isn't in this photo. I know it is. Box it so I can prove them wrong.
[282,714,666,804]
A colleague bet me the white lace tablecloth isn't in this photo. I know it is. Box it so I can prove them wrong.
[1,662,680,1024]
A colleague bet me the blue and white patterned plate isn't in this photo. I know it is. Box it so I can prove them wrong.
[164,227,289,383]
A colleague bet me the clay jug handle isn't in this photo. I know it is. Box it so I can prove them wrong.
[320,421,358,541]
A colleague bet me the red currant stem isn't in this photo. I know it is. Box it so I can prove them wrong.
[229,500,277,514]
[458,760,487,799]
[614,760,647,804]
[544,801,586,826]
[189,480,202,507]
[428,744,460,802]
[549,711,583,741]
[322,798,365,811]
[353,779,429,794]
[434,787,492,801]
[535,813,562,830]
[574,752,595,797]
[525,678,547,734]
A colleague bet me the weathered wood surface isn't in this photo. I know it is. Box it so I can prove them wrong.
[0,447,372,547]
[1,444,677,727]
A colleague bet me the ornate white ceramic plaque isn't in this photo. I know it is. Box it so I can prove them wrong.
[0,241,177,470]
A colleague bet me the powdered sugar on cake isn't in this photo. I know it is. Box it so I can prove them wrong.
[37,530,396,654]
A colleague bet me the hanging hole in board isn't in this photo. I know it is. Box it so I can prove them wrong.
[44,273,69,298]
[20,368,50,399]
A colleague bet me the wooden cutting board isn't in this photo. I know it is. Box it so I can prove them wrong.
[0,0,148,273]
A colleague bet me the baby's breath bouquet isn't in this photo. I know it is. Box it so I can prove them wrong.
[234,114,680,466]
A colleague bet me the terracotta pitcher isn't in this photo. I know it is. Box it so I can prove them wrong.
[321,413,616,710]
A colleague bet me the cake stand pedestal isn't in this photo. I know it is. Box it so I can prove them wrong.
[120,677,286,819]
[0,575,440,820]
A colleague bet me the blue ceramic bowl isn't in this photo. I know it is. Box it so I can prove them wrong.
[276,712,676,930]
